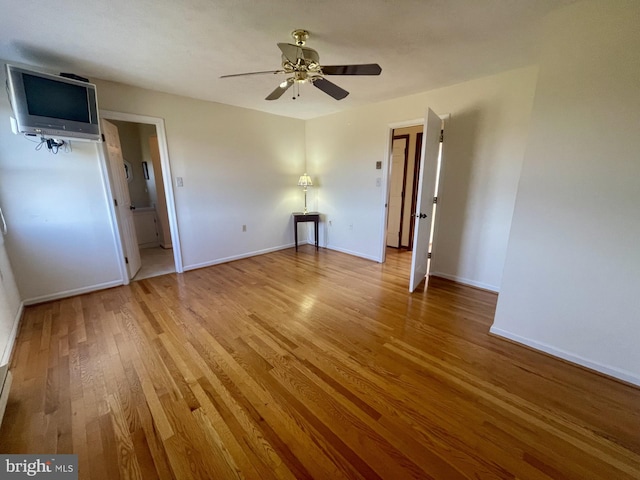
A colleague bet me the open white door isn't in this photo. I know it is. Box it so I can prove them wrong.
[102,119,142,279]
[409,108,441,292]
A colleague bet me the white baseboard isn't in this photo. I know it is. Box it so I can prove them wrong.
[183,243,296,272]
[429,271,499,292]
[1,302,24,366]
[23,280,124,306]
[489,326,640,387]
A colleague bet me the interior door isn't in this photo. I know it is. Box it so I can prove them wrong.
[102,119,142,279]
[386,137,407,247]
[409,108,441,292]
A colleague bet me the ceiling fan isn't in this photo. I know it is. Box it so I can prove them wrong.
[220,29,382,101]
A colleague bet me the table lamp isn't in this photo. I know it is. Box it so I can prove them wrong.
[297,173,313,214]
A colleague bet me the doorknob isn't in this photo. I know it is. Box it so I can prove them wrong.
[418,213,428,219]
[130,205,136,210]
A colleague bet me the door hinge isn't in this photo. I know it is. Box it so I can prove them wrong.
[439,129,444,142]
[125,256,129,264]
[114,198,118,207]
[101,133,106,142]
[428,252,432,259]
[433,196,438,204]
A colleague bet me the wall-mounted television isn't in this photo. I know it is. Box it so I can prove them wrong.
[5,64,101,142]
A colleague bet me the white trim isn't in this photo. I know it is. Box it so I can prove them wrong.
[379,120,426,262]
[387,118,425,129]
[0,302,24,366]
[430,271,499,292]
[183,244,296,272]
[379,118,429,262]
[489,327,640,388]
[23,280,123,306]
[99,110,184,275]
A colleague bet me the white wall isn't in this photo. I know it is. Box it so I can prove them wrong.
[0,62,123,303]
[95,80,305,270]
[492,1,640,385]
[0,63,305,303]
[306,66,537,289]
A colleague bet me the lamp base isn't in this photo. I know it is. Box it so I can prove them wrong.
[303,189,308,214]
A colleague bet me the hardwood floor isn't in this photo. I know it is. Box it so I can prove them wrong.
[1,246,639,479]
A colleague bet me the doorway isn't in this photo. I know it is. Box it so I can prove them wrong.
[386,125,424,250]
[382,113,446,291]
[99,111,183,283]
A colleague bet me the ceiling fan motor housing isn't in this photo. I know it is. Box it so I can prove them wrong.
[292,29,309,46]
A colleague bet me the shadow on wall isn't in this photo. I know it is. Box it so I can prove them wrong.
[432,107,482,277]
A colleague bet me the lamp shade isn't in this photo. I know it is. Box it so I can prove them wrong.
[297,173,313,187]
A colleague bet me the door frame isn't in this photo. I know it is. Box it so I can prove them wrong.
[379,118,424,263]
[379,114,449,265]
[97,110,183,284]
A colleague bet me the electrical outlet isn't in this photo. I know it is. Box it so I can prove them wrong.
[242,224,247,232]
[176,177,184,187]
[376,177,382,187]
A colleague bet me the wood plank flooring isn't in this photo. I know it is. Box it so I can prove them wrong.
[1,246,639,479]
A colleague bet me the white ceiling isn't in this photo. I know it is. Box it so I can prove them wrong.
[0,0,575,120]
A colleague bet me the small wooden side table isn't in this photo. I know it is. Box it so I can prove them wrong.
[293,212,320,251]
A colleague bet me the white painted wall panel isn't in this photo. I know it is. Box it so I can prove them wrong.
[492,0,640,385]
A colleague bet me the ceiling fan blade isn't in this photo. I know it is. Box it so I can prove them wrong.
[266,78,295,100]
[220,70,284,79]
[322,64,382,75]
[277,43,319,63]
[313,78,349,100]
[277,43,302,63]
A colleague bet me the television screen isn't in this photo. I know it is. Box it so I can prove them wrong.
[5,64,101,142]
[23,73,90,123]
